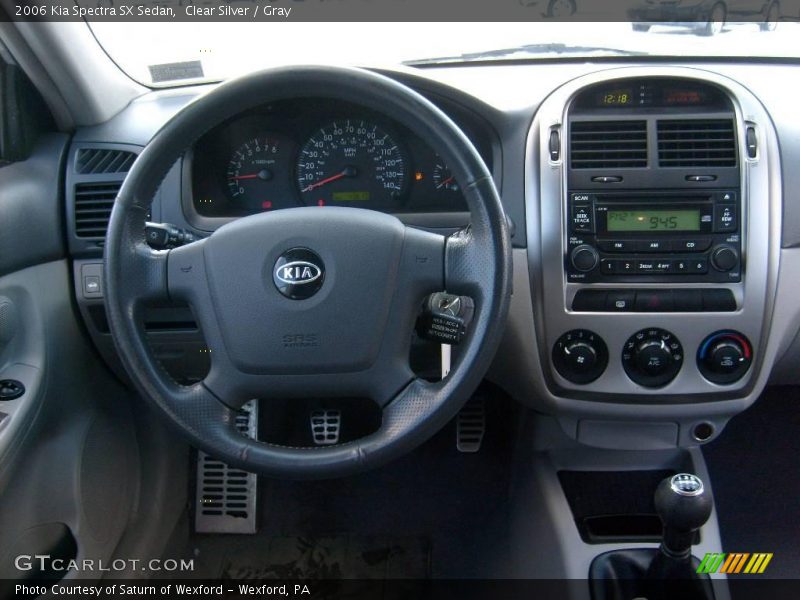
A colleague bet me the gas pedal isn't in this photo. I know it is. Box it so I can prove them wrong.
[456,397,486,453]
[310,409,341,445]
[194,400,258,534]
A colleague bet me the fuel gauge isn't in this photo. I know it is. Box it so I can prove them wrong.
[432,161,460,193]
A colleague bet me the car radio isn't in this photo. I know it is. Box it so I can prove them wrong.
[566,191,741,283]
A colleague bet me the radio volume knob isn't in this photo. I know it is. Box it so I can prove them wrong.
[711,246,739,272]
[570,244,599,272]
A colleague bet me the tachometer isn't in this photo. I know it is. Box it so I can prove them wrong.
[296,120,407,209]
[226,135,296,212]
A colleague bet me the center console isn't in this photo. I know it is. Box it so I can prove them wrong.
[525,68,780,435]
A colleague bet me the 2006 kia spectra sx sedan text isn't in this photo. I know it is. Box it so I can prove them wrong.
[0,7,798,600]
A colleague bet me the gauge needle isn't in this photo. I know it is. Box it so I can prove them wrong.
[229,169,273,182]
[436,176,455,190]
[301,166,357,193]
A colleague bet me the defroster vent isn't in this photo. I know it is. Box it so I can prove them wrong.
[75,148,136,174]
[570,120,648,169]
[658,119,736,167]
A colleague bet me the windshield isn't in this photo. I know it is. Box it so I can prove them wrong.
[89,21,800,87]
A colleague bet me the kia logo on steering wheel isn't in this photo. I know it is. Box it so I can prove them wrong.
[273,248,325,299]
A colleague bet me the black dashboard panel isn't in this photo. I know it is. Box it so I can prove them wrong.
[186,97,493,227]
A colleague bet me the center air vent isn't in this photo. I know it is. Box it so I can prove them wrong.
[75,148,136,175]
[657,119,736,167]
[74,182,121,239]
[570,120,648,169]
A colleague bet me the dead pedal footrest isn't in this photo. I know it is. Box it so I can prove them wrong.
[194,400,258,534]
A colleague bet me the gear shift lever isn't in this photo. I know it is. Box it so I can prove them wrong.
[654,473,713,560]
[589,473,716,600]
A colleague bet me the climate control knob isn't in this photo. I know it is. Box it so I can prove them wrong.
[622,328,683,387]
[697,331,752,384]
[570,245,599,272]
[710,245,739,272]
[553,329,608,384]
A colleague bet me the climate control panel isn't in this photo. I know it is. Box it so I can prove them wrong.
[552,328,753,388]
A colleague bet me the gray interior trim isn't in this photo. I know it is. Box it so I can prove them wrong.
[11,22,146,127]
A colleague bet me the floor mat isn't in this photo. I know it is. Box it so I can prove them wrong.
[703,386,800,580]
[219,535,430,580]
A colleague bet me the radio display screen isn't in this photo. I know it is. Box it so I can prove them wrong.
[607,209,701,232]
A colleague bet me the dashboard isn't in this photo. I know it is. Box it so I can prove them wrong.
[65,60,800,452]
[184,98,493,229]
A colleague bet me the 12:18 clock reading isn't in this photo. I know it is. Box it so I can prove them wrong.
[607,209,701,232]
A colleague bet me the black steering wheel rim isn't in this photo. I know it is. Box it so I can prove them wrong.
[104,66,512,479]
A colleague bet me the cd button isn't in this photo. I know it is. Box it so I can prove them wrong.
[675,238,712,252]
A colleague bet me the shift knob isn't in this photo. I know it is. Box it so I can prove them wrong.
[655,473,713,559]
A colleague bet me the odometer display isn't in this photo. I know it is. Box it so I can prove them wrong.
[296,119,407,209]
[607,209,701,232]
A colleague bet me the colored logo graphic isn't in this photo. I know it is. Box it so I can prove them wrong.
[697,553,773,575]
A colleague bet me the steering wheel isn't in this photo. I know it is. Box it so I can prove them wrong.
[104,66,512,479]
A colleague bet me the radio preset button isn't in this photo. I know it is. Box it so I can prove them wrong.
[636,260,656,272]
[689,258,709,274]
[571,204,594,233]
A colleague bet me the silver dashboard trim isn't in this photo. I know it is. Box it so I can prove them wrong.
[525,66,782,403]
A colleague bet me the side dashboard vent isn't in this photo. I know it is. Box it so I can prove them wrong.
[74,182,121,239]
[570,120,648,169]
[657,119,736,167]
[76,148,136,174]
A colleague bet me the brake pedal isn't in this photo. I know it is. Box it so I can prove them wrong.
[194,400,258,534]
[456,397,485,453]
[311,409,341,445]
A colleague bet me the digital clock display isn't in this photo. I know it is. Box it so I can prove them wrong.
[607,209,701,232]
[600,89,634,106]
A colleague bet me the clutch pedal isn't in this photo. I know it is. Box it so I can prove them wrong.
[456,397,485,453]
[194,400,258,534]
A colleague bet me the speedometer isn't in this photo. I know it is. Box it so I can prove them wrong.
[296,120,407,209]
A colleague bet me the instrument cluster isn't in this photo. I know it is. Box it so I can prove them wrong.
[187,98,493,223]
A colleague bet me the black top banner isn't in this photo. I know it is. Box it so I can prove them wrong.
[1,0,798,23]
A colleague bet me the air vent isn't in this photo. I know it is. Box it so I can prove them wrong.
[73,182,121,238]
[657,119,736,167]
[570,120,648,169]
[75,148,136,174]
